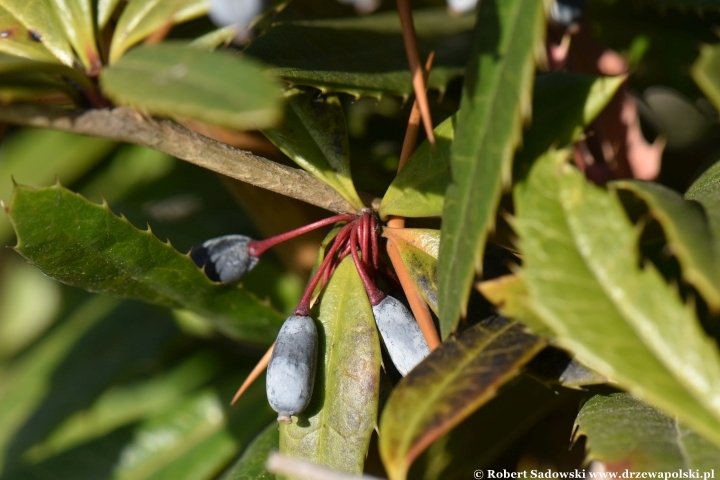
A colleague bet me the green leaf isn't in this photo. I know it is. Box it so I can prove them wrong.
[0,128,116,241]
[262,89,364,210]
[686,158,720,244]
[437,0,546,338]
[693,44,720,114]
[512,149,720,447]
[98,0,122,29]
[383,228,439,315]
[378,315,546,480]
[100,43,283,131]
[0,6,56,62]
[380,74,624,219]
[280,257,380,476]
[190,26,239,51]
[0,0,76,66]
[379,116,454,219]
[48,0,99,73]
[576,393,720,471]
[6,184,285,345]
[0,72,79,103]
[0,52,91,87]
[613,180,720,311]
[243,9,474,98]
[22,352,221,463]
[109,0,209,64]
[221,423,278,480]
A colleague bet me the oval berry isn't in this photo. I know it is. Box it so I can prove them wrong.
[266,315,318,423]
[191,235,259,283]
[372,296,430,376]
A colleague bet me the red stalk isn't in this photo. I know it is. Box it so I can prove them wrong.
[248,214,356,257]
[350,227,385,306]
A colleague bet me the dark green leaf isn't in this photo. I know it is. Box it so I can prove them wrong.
[378,315,546,480]
[383,228,439,315]
[0,52,91,87]
[686,158,720,244]
[280,257,380,476]
[0,129,116,241]
[0,0,75,66]
[614,180,720,311]
[0,6,56,62]
[243,9,474,98]
[221,423,278,480]
[576,393,720,471]
[7,184,285,345]
[109,0,209,63]
[692,44,720,114]
[511,149,720,447]
[100,43,283,131]
[636,0,720,11]
[437,0,545,338]
[0,72,78,104]
[263,89,364,210]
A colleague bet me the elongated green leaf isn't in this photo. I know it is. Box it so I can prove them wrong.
[0,6,56,61]
[380,74,624,219]
[0,52,91,87]
[109,0,209,64]
[437,0,545,339]
[0,0,75,66]
[49,0,99,73]
[614,180,720,311]
[0,72,79,103]
[693,44,720,113]
[221,423,278,480]
[263,89,364,210]
[686,158,720,243]
[100,43,283,131]
[0,128,116,241]
[0,299,181,476]
[6,184,285,345]
[576,393,720,471]
[477,274,552,336]
[98,0,123,28]
[190,26,238,51]
[244,9,474,98]
[384,228,439,314]
[512,149,720,447]
[23,352,221,462]
[280,257,380,476]
[379,315,545,480]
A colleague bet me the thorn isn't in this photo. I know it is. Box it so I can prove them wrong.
[10,175,17,186]
[0,200,7,213]
[146,222,153,233]
[100,195,108,207]
[54,174,60,186]
[231,343,274,405]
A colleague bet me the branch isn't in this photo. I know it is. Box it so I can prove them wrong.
[0,104,357,214]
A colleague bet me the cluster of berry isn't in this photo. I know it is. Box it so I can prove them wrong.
[191,210,430,423]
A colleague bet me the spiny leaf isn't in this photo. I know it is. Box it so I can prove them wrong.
[383,228,439,315]
[220,423,278,480]
[243,9,474,98]
[280,257,380,477]
[100,43,283,132]
[380,74,624,219]
[6,184,285,345]
[262,89,364,210]
[614,180,720,311]
[511,149,720,447]
[109,0,209,64]
[0,0,75,66]
[0,6,56,62]
[378,315,546,480]
[576,393,720,471]
[437,0,546,339]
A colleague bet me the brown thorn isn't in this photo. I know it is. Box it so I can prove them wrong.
[231,343,274,405]
[386,239,440,350]
[396,0,435,147]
